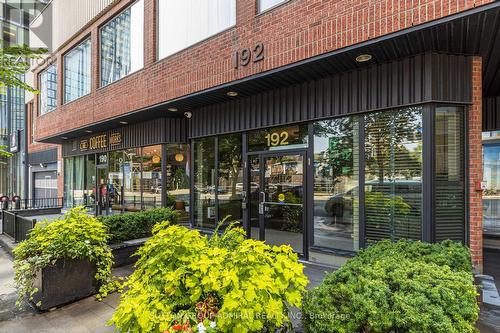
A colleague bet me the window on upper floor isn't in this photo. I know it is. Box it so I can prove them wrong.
[158,0,236,60]
[64,38,91,103]
[258,0,288,13]
[39,63,57,115]
[100,0,144,87]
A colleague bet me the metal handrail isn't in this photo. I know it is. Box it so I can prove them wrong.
[0,197,64,211]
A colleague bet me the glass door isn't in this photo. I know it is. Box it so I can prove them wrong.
[248,152,306,255]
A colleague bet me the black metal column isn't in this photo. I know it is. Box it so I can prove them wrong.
[422,105,434,243]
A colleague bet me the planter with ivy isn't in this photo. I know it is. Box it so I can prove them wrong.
[13,207,117,311]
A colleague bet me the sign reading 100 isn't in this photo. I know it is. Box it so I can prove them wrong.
[265,131,289,147]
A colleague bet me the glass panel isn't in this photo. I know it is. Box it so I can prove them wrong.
[259,0,287,12]
[64,38,91,103]
[263,154,304,253]
[73,156,85,206]
[108,151,124,214]
[249,155,261,240]
[158,0,236,59]
[123,148,142,211]
[97,166,109,215]
[248,125,309,152]
[193,138,216,228]
[85,154,96,213]
[313,117,360,251]
[63,157,74,207]
[364,107,423,243]
[435,106,465,242]
[39,63,57,115]
[142,145,162,209]
[100,0,144,87]
[166,144,191,224]
[484,143,500,236]
[218,134,243,222]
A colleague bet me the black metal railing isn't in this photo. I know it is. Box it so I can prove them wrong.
[1,197,64,211]
[2,210,36,243]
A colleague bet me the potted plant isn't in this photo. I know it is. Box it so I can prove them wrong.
[13,207,117,310]
[110,220,309,332]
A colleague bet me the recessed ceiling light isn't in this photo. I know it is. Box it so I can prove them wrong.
[227,91,238,97]
[61,136,68,140]
[168,107,178,112]
[355,54,372,63]
[85,130,93,133]
[119,121,128,125]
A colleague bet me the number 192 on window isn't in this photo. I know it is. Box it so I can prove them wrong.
[265,131,289,147]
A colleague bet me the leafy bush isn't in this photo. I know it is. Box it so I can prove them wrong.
[110,222,309,332]
[302,240,479,333]
[13,207,116,307]
[101,207,178,244]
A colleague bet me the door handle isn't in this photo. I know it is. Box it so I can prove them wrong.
[259,191,266,215]
[260,191,266,203]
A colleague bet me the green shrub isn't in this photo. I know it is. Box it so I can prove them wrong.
[302,240,479,333]
[13,207,116,307]
[110,222,309,333]
[101,207,178,244]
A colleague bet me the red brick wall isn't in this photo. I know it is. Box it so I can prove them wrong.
[470,56,483,273]
[32,0,493,140]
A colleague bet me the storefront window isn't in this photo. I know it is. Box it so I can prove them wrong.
[435,106,465,242]
[364,107,423,243]
[158,0,236,59]
[63,157,74,207]
[85,154,96,212]
[39,63,57,115]
[166,144,190,223]
[123,148,142,211]
[73,156,85,206]
[100,0,144,87]
[194,137,216,228]
[64,38,91,103]
[248,124,308,152]
[108,151,124,213]
[313,117,359,251]
[218,134,243,222]
[484,138,500,236]
[142,145,162,209]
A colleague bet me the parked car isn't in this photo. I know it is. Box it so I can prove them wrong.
[324,179,422,219]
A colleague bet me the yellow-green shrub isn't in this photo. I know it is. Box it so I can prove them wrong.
[110,222,308,332]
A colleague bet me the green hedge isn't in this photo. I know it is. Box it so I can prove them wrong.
[101,208,178,244]
[302,240,479,333]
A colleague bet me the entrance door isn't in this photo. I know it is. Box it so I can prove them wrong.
[248,152,306,255]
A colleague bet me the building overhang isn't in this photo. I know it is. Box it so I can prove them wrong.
[39,2,500,144]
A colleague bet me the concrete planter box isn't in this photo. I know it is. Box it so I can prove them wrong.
[31,258,98,311]
[110,237,148,268]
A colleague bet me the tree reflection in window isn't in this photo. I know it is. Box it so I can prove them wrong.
[364,107,423,243]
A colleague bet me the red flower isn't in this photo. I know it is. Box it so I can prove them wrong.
[172,324,182,331]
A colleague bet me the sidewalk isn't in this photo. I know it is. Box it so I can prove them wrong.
[0,246,132,333]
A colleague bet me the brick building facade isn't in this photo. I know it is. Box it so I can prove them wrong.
[28,0,500,271]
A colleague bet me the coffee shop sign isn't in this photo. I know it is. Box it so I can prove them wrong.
[80,133,122,151]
